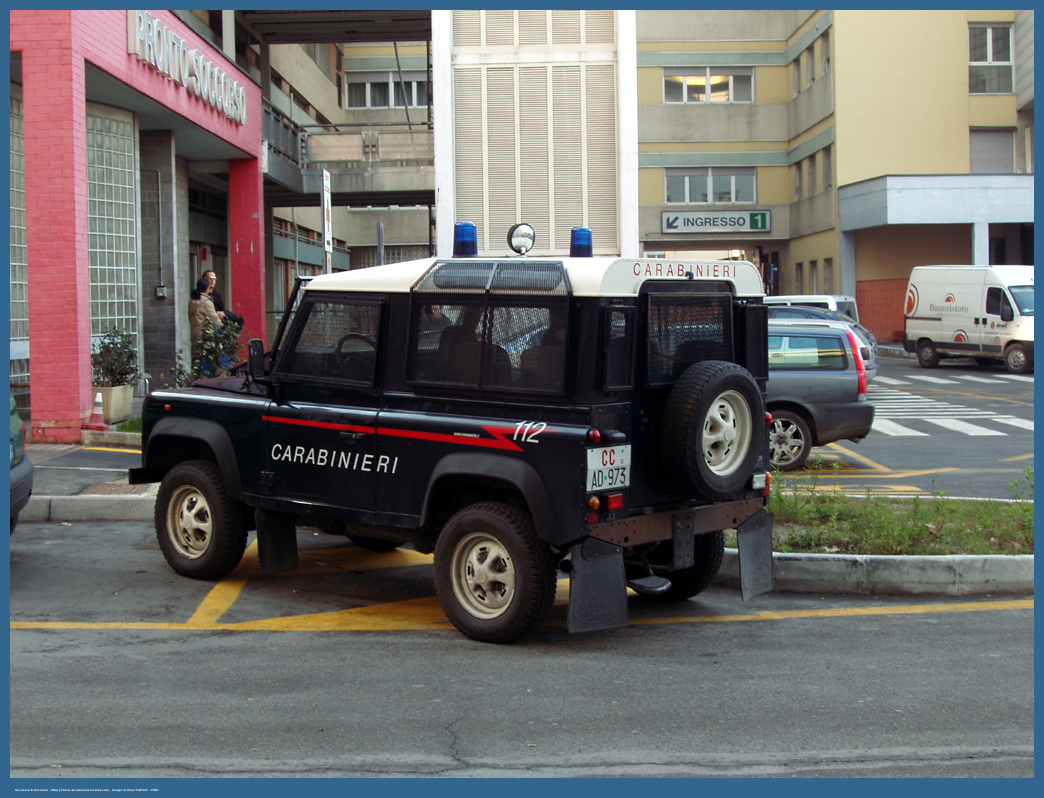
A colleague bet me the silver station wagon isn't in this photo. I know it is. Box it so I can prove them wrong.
[765,320,875,471]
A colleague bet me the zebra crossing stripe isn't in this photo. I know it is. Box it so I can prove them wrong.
[991,416,1034,431]
[922,418,1007,436]
[871,376,910,386]
[871,418,928,436]
[954,375,1007,384]
[907,375,961,384]
[996,373,1035,384]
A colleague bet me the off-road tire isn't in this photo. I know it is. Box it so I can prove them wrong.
[660,361,763,501]
[917,339,940,368]
[1005,343,1032,375]
[156,459,248,580]
[650,530,725,602]
[768,409,813,472]
[434,502,557,644]
[348,534,401,552]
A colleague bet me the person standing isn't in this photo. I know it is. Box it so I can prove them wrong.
[203,270,243,326]
[189,277,224,375]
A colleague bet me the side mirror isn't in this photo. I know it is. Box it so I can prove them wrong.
[1001,306,1014,322]
[248,338,267,380]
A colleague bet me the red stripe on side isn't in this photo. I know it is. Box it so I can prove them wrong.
[376,425,524,452]
[262,416,375,434]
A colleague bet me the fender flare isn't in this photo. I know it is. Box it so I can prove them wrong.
[144,416,244,499]
[422,453,557,544]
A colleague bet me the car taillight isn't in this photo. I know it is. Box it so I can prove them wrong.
[847,329,867,396]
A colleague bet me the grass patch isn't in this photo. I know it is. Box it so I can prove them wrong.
[114,416,142,433]
[724,467,1034,557]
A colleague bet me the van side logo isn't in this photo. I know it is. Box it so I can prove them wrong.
[944,293,956,303]
[905,285,919,316]
[953,330,969,343]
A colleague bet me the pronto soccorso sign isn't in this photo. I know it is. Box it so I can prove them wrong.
[128,10,247,126]
[662,210,771,234]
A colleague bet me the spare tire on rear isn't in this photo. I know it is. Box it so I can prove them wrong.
[659,360,763,501]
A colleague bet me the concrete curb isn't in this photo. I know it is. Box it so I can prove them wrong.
[718,549,1034,596]
[80,429,142,448]
[20,497,1035,596]
[22,494,156,523]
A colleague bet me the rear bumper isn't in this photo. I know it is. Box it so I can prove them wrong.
[10,456,34,519]
[810,401,875,445]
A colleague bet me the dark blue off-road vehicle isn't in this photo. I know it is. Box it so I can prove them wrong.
[131,225,774,643]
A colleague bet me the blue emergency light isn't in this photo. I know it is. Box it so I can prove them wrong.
[570,227,593,257]
[453,221,477,257]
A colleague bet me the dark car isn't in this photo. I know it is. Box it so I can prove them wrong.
[765,304,879,383]
[10,393,33,532]
[131,226,776,643]
[766,321,875,471]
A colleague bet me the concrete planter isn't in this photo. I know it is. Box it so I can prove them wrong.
[93,384,134,425]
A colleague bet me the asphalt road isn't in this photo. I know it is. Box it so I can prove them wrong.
[791,353,1034,499]
[8,519,1035,779]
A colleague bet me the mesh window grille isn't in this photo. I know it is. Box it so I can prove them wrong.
[647,295,733,384]
[281,301,381,385]
[86,112,139,342]
[406,260,570,392]
[10,94,29,401]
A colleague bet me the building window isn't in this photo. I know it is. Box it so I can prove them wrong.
[793,162,803,200]
[346,73,430,108]
[665,167,756,204]
[821,30,830,75]
[822,146,833,189]
[792,59,801,96]
[664,68,754,104]
[795,262,804,293]
[823,257,834,294]
[969,25,1013,93]
[805,45,815,87]
[809,260,818,293]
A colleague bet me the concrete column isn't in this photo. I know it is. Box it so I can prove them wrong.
[221,10,236,61]
[260,44,271,102]
[139,131,178,392]
[19,18,93,442]
[228,158,267,345]
[616,10,639,258]
[839,230,857,296]
[431,10,455,258]
[971,221,990,265]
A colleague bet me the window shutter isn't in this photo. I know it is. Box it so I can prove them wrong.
[453,11,481,47]
[551,10,581,45]
[584,11,616,44]
[487,67,518,248]
[453,67,485,247]
[970,129,1015,173]
[486,10,515,46]
[518,11,548,45]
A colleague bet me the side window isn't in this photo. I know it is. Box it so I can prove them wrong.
[604,306,635,391]
[775,309,807,319]
[406,295,569,393]
[986,287,1003,316]
[769,335,846,370]
[279,299,381,385]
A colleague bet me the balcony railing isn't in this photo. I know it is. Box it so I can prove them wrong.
[263,99,305,166]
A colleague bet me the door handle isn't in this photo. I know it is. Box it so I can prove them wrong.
[339,431,365,442]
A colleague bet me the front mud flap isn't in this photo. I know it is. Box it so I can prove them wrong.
[567,539,628,634]
[737,509,774,600]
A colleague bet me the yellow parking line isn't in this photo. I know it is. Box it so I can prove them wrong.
[11,598,1032,633]
[83,446,141,454]
[825,443,892,472]
[1001,453,1035,462]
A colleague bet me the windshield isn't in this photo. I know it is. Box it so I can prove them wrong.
[1009,285,1034,316]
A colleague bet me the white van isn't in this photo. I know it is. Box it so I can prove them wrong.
[763,294,860,322]
[902,265,1034,374]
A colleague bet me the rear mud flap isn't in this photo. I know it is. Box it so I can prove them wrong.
[567,539,628,634]
[737,509,774,600]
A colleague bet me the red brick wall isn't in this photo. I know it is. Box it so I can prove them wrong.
[10,11,264,441]
[857,278,909,342]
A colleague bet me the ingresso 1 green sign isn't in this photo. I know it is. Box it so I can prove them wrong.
[661,210,771,234]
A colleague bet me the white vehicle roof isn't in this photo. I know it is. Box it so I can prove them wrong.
[302,256,766,298]
[909,265,1033,285]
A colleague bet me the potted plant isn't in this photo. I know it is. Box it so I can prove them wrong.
[91,326,140,425]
